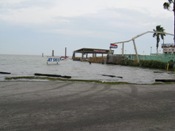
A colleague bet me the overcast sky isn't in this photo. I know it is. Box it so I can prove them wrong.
[0,0,174,56]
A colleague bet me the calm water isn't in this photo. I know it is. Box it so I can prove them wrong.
[0,54,175,84]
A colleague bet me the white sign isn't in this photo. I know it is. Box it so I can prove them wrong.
[47,57,60,64]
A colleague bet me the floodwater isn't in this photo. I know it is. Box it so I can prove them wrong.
[0,54,175,84]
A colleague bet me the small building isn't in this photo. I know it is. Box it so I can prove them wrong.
[162,43,175,54]
[72,48,114,63]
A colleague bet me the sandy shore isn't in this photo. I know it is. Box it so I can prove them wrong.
[0,81,175,131]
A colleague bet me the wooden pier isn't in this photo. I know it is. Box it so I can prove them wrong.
[72,48,113,63]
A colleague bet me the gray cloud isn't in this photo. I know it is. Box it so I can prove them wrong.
[0,0,173,55]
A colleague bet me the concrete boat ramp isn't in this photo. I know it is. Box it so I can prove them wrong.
[0,81,175,131]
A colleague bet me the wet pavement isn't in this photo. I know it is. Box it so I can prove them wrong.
[0,81,175,131]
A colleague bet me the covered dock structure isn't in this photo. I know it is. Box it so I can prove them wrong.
[72,48,114,63]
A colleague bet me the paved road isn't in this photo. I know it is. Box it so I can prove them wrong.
[0,81,175,131]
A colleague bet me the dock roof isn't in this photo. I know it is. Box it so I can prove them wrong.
[73,48,113,54]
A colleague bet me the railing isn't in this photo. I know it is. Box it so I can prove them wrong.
[162,43,175,48]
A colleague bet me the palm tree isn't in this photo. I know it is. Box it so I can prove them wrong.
[163,0,175,45]
[153,25,166,54]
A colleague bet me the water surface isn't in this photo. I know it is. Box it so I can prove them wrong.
[0,54,175,84]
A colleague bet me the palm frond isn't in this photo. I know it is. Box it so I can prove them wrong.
[153,33,156,37]
[160,34,164,40]
[168,0,174,4]
[163,2,171,9]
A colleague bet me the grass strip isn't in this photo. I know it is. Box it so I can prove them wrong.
[5,76,129,84]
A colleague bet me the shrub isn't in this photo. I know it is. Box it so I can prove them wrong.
[140,60,167,69]
[121,59,168,70]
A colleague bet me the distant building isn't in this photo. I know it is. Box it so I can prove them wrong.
[162,43,175,54]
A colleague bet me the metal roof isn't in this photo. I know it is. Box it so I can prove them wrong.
[73,48,113,54]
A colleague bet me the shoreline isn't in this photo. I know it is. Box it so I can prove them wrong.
[2,76,175,85]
